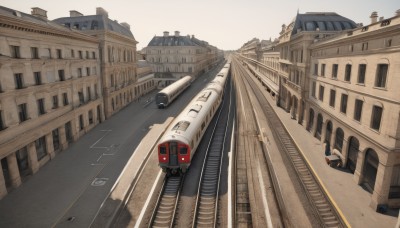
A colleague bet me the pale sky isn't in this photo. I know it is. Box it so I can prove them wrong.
[1,0,398,50]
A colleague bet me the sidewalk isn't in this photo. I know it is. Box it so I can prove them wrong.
[263,94,397,227]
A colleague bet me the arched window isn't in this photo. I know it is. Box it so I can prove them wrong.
[334,128,344,152]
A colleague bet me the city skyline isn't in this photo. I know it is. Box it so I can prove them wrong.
[0,1,399,49]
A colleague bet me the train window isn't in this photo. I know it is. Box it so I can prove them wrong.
[197,91,212,102]
[160,146,167,154]
[201,121,205,130]
[180,147,188,155]
[172,121,190,131]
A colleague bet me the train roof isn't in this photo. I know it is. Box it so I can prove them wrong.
[157,75,192,95]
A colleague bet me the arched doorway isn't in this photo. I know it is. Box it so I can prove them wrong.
[325,121,333,144]
[307,108,314,132]
[315,114,323,140]
[334,128,344,152]
[362,148,379,193]
[347,136,360,174]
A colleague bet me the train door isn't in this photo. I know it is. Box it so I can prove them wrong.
[169,142,179,167]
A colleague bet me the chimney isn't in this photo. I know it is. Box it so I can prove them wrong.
[370,11,378,24]
[121,22,130,30]
[70,10,83,17]
[174,31,180,37]
[163,31,169,37]
[396,9,400,16]
[31,7,47,20]
[96,7,108,17]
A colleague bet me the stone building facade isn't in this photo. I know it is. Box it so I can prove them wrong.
[0,6,104,198]
[307,11,400,209]
[144,31,221,87]
[54,8,141,119]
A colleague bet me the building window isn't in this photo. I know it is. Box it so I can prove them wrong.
[354,99,363,121]
[386,39,392,47]
[358,64,366,84]
[35,136,47,161]
[375,64,388,88]
[65,122,73,143]
[87,87,91,101]
[78,91,84,105]
[47,48,52,58]
[58,70,65,81]
[10,45,21,58]
[37,98,45,115]
[71,49,75,58]
[0,110,5,130]
[31,47,39,59]
[63,93,69,106]
[78,68,82,78]
[329,90,336,107]
[318,85,324,101]
[79,115,84,131]
[52,129,60,151]
[362,42,368,51]
[34,72,42,85]
[344,64,352,82]
[92,51,96,59]
[314,63,318,75]
[18,103,28,122]
[311,81,316,98]
[52,95,58,109]
[14,73,24,89]
[371,106,383,131]
[94,84,98,98]
[79,51,83,59]
[340,94,348,114]
[56,49,62,59]
[86,67,90,76]
[111,74,115,87]
[321,64,326,77]
[332,64,338,79]
[86,51,89,59]
[88,110,93,124]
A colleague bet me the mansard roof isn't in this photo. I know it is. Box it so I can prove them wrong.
[53,15,134,38]
[290,12,357,35]
[0,6,69,32]
[147,35,197,46]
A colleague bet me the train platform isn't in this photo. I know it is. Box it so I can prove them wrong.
[263,94,398,227]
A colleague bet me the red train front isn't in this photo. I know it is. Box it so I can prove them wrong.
[158,140,191,175]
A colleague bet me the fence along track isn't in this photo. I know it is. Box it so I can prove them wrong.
[239,60,346,227]
[148,176,183,228]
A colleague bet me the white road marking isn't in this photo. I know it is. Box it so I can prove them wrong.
[134,170,163,228]
[90,130,112,148]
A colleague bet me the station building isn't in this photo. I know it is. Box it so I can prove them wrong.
[307,10,400,209]
[144,31,222,87]
[54,8,148,119]
[0,6,104,198]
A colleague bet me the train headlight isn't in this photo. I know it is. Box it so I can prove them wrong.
[163,157,166,160]
[182,158,184,161]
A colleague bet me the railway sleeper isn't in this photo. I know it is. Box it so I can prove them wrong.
[324,221,340,227]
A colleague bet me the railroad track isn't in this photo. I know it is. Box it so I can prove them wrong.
[192,75,232,228]
[148,176,184,228]
[231,62,254,227]
[236,56,346,227]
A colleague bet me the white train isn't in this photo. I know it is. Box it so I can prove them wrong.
[155,76,192,108]
[158,63,230,175]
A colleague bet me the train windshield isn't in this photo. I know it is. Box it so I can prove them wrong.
[159,146,167,154]
[180,147,188,155]
[156,93,168,104]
